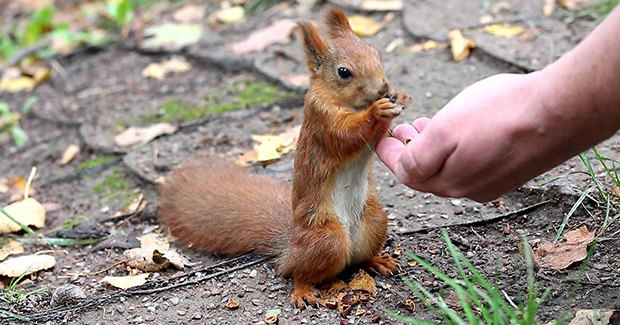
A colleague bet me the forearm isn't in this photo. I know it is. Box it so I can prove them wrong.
[536,7,620,154]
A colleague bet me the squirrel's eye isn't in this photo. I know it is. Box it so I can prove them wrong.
[337,67,353,79]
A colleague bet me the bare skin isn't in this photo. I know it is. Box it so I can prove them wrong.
[376,7,620,202]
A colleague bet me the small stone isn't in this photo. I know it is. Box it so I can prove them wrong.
[169,297,180,305]
[454,209,463,215]
[371,315,381,323]
[191,312,202,320]
[503,226,511,235]
[147,306,156,312]
[388,179,396,187]
[425,91,433,98]
[404,190,415,198]
[133,316,143,323]
[465,206,474,213]
[50,284,86,307]
[116,305,126,314]
[177,310,186,316]
[270,283,286,292]
[450,199,462,206]
[466,251,475,258]
[249,269,257,278]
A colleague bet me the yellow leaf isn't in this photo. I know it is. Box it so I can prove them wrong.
[448,30,476,62]
[215,6,245,24]
[484,24,526,38]
[543,0,556,16]
[142,57,191,80]
[0,76,36,92]
[59,144,80,166]
[101,273,149,289]
[252,135,285,162]
[0,239,24,261]
[0,198,46,234]
[0,254,55,277]
[348,15,385,37]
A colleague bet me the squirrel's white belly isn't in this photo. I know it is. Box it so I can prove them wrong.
[332,147,372,242]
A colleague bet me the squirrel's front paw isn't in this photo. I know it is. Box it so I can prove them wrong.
[371,97,402,121]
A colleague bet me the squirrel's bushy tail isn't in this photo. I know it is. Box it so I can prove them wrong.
[158,158,292,256]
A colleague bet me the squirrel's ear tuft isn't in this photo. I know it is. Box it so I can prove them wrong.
[298,22,328,74]
[324,5,353,38]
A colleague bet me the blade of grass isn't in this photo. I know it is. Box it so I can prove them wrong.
[0,309,29,322]
[555,186,594,242]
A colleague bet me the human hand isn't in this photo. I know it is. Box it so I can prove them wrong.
[376,73,562,202]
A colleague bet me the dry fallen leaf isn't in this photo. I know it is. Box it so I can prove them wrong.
[124,248,169,272]
[348,15,385,37]
[7,176,35,202]
[162,250,191,269]
[532,226,595,270]
[114,123,177,147]
[484,23,526,38]
[59,144,80,166]
[558,0,597,10]
[172,4,205,23]
[448,30,475,62]
[543,0,556,16]
[361,0,403,11]
[265,309,281,324]
[410,40,445,53]
[0,239,24,261]
[142,57,192,80]
[0,198,46,234]
[237,125,301,166]
[138,233,170,251]
[231,19,297,55]
[0,65,50,93]
[0,254,55,277]
[348,269,377,294]
[101,273,149,289]
[566,309,618,325]
[214,6,245,24]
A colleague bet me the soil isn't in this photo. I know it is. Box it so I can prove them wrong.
[0,1,618,324]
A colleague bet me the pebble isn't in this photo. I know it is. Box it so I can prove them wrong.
[503,226,511,235]
[169,297,180,305]
[466,251,475,258]
[50,284,86,307]
[454,209,463,215]
[177,310,186,316]
[116,305,126,314]
[147,306,156,312]
[425,91,433,98]
[133,316,143,323]
[191,313,202,320]
[270,283,287,292]
[388,179,396,187]
[450,199,462,206]
[249,269,258,278]
[404,190,415,198]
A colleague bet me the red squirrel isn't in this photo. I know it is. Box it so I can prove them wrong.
[158,5,412,308]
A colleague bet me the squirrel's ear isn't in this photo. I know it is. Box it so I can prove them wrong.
[298,22,328,74]
[324,5,353,38]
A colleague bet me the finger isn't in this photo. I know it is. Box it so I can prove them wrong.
[391,124,419,144]
[400,126,456,182]
[375,137,405,169]
[412,117,431,132]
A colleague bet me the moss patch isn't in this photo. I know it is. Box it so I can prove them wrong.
[92,169,132,199]
[77,156,117,171]
[140,78,296,123]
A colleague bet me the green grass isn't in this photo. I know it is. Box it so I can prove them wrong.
[0,272,50,305]
[389,229,550,325]
[76,155,117,171]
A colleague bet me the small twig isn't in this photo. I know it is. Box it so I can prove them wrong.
[24,166,37,200]
[35,249,69,255]
[67,260,129,277]
[0,39,52,72]
[398,199,552,235]
[501,289,518,309]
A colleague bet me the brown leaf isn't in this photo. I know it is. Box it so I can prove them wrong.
[348,269,377,294]
[231,19,296,55]
[0,254,55,277]
[532,226,595,270]
[138,233,169,251]
[59,144,80,166]
[348,15,386,37]
[543,0,556,16]
[7,177,35,202]
[566,309,618,325]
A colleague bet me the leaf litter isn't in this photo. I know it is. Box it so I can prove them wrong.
[526,226,596,270]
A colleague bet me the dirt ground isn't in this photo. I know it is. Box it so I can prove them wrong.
[1,1,618,324]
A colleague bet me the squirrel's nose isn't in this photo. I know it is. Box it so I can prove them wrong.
[378,79,389,97]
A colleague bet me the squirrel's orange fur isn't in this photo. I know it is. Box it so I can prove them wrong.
[158,5,411,308]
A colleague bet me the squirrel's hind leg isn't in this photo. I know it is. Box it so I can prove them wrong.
[290,281,321,308]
